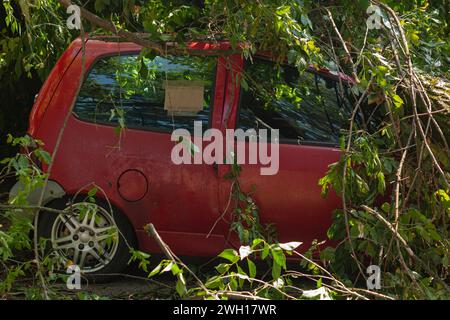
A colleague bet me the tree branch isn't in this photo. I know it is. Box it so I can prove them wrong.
[361,205,449,293]
[57,0,165,54]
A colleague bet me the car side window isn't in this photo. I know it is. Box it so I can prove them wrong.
[238,58,356,145]
[73,54,217,133]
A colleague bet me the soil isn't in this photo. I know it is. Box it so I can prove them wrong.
[62,273,177,300]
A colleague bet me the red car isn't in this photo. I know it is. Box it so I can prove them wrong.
[10,36,359,276]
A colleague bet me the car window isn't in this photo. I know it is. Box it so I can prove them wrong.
[238,58,360,145]
[73,54,217,133]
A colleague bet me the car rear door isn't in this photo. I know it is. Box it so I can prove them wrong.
[49,41,230,256]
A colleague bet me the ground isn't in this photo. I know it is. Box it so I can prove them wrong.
[61,274,177,300]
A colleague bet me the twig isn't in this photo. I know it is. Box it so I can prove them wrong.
[206,180,235,238]
[325,8,359,83]
[144,223,211,296]
[0,204,65,214]
[291,251,369,300]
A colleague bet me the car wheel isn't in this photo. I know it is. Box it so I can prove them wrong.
[38,197,136,282]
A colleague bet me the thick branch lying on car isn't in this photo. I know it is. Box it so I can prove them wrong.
[57,0,166,54]
[57,0,240,56]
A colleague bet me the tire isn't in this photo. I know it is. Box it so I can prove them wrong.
[37,196,136,283]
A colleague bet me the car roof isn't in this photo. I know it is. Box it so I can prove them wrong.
[81,35,355,83]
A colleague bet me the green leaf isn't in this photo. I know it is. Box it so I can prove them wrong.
[219,249,239,263]
[276,6,291,15]
[33,149,51,165]
[215,263,230,274]
[88,187,98,198]
[271,247,286,270]
[205,275,223,289]
[392,94,404,109]
[261,244,270,260]
[358,0,370,9]
[377,65,389,74]
[251,238,264,249]
[381,202,391,213]
[376,171,385,193]
[287,50,297,65]
[236,265,247,277]
[301,14,313,30]
[272,260,281,279]
[247,259,256,278]
[317,277,323,288]
[148,263,162,277]
[176,274,187,297]
[319,247,335,262]
[171,263,183,276]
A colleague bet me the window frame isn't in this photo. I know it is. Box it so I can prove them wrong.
[72,51,219,135]
[236,56,352,148]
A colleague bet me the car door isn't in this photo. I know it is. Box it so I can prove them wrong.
[218,57,350,250]
[52,42,230,256]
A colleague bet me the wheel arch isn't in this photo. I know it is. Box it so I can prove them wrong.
[9,179,66,218]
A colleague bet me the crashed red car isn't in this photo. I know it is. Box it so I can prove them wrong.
[10,36,363,277]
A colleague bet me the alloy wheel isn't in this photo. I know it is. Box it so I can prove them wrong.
[50,202,119,273]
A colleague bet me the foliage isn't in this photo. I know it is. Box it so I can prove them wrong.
[315,1,449,299]
[0,1,75,155]
[0,135,49,298]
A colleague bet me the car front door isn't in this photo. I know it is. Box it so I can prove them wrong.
[218,57,353,250]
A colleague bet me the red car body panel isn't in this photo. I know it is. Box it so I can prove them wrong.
[28,37,342,256]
